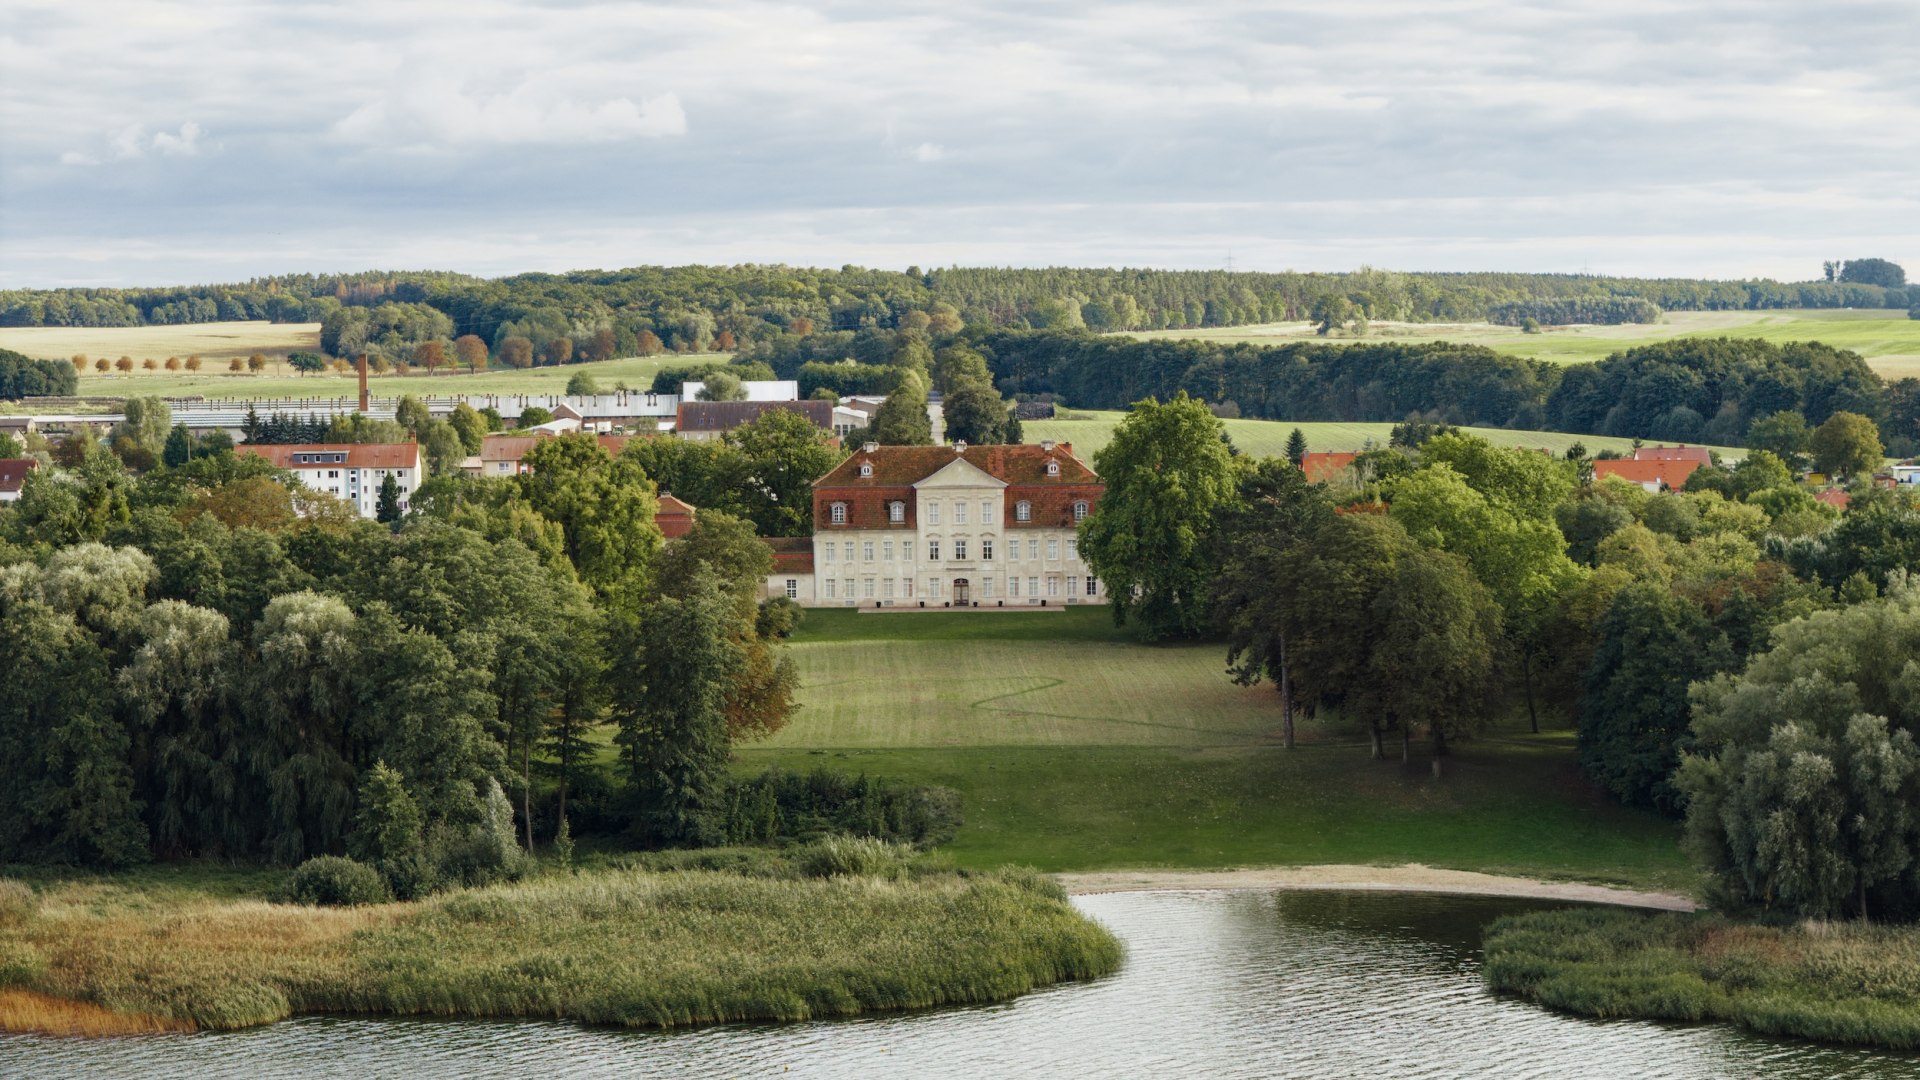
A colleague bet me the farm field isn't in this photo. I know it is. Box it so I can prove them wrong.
[0,321,716,404]
[737,610,1693,890]
[1022,411,1743,462]
[1121,308,1920,376]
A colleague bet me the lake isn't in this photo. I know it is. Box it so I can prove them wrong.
[6,889,1917,1078]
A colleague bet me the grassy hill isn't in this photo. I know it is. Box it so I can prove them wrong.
[1023,411,1743,462]
[1120,308,1920,378]
[739,609,1694,890]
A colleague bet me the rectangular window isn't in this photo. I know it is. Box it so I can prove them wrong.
[785,579,798,599]
[955,502,968,525]
[905,578,915,598]
[1029,540,1040,560]
[1010,576,1022,597]
[863,578,875,599]
[1048,539,1060,560]
[930,577,942,597]
[928,540,941,561]
[1028,576,1039,596]
[982,500,993,524]
[1047,575,1060,596]
[1087,576,1098,596]
[863,541,875,562]
[826,579,836,598]
[884,578,895,598]
[982,577,995,597]
[982,539,994,561]
[953,540,968,560]
[928,502,941,525]
[883,541,894,561]
[1066,538,1078,560]
[831,503,846,524]
[1066,576,1079,596]
[845,578,855,599]
[824,543,836,562]
[903,541,914,562]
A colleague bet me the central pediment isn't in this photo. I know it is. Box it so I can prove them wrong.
[912,456,1008,489]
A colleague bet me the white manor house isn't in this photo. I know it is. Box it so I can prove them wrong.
[763,441,1107,608]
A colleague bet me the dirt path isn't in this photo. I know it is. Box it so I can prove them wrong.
[1055,864,1696,911]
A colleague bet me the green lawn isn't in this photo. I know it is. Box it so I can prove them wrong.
[1120,308,1920,376]
[1025,412,1743,462]
[742,610,1694,890]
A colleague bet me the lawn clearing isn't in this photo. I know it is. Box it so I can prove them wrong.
[1117,308,1920,374]
[1023,412,1743,462]
[747,609,1693,891]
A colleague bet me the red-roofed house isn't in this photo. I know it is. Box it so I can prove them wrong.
[238,443,423,517]
[475,433,636,477]
[1593,457,1702,493]
[771,439,1105,608]
[1632,445,1712,464]
[675,400,834,442]
[1815,489,1852,511]
[0,458,37,503]
[656,493,697,539]
[1300,451,1359,484]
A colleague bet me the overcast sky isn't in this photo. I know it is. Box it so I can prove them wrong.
[2,0,1916,287]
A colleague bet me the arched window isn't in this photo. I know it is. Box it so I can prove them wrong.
[1073,500,1089,522]
[1046,461,1060,476]
[859,462,873,478]
[830,502,847,524]
[888,501,905,523]
[1015,500,1031,522]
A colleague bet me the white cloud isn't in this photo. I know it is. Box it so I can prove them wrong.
[149,121,202,156]
[60,121,204,165]
[912,142,947,163]
[331,82,686,149]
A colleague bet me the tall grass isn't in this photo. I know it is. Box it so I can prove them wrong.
[0,859,1120,1034]
[1485,907,1920,1048]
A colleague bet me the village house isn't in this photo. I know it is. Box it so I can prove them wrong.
[0,458,37,503]
[764,440,1105,608]
[1631,444,1712,463]
[1300,451,1359,484]
[238,442,423,517]
[471,433,635,477]
[1594,456,1702,493]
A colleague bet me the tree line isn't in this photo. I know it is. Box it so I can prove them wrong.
[4,263,1908,350]
[1081,394,1920,919]
[0,419,887,886]
[0,348,80,399]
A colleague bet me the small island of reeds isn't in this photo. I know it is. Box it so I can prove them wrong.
[1484,907,1920,1049]
[0,844,1122,1036]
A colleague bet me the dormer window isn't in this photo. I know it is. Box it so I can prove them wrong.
[830,502,847,524]
[1046,461,1060,477]
[888,501,905,523]
[859,462,873,478]
[1073,500,1089,522]
[1015,500,1031,522]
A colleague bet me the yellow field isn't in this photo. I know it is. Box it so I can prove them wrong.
[0,321,717,404]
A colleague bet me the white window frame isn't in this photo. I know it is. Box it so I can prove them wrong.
[1015,500,1031,522]
[1048,539,1060,560]
[825,579,837,598]
[889,501,904,523]
[928,502,941,525]
[928,540,941,561]
[955,502,968,525]
[863,541,875,562]
[954,540,968,560]
[1073,500,1089,522]
[883,540,894,561]
[1010,576,1022,597]
[785,579,798,599]
[830,502,847,524]
[982,539,994,561]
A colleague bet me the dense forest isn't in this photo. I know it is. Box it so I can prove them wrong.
[2,265,1910,351]
[961,329,1920,454]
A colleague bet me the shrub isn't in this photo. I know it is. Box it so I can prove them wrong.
[756,596,804,639]
[280,856,390,907]
[718,767,963,848]
[796,836,911,878]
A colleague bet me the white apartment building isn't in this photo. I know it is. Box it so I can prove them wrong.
[239,442,424,518]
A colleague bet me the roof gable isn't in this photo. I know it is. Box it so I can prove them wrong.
[914,456,1008,490]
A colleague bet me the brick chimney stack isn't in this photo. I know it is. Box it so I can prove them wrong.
[357,354,369,413]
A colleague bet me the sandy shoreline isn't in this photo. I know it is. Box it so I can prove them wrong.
[1055,864,1697,911]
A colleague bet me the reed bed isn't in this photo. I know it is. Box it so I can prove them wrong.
[0,863,1120,1034]
[1484,907,1920,1048]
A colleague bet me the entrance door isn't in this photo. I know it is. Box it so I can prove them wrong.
[953,579,971,605]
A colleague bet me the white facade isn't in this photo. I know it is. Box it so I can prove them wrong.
[791,456,1101,608]
[240,444,424,518]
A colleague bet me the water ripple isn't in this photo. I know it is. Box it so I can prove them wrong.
[7,890,1920,1079]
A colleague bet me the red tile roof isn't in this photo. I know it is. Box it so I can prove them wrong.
[1594,458,1702,490]
[815,443,1095,487]
[656,492,697,539]
[1815,489,1852,510]
[1632,445,1712,463]
[1300,452,1359,484]
[675,400,833,433]
[0,458,37,494]
[239,443,421,470]
[762,536,815,574]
